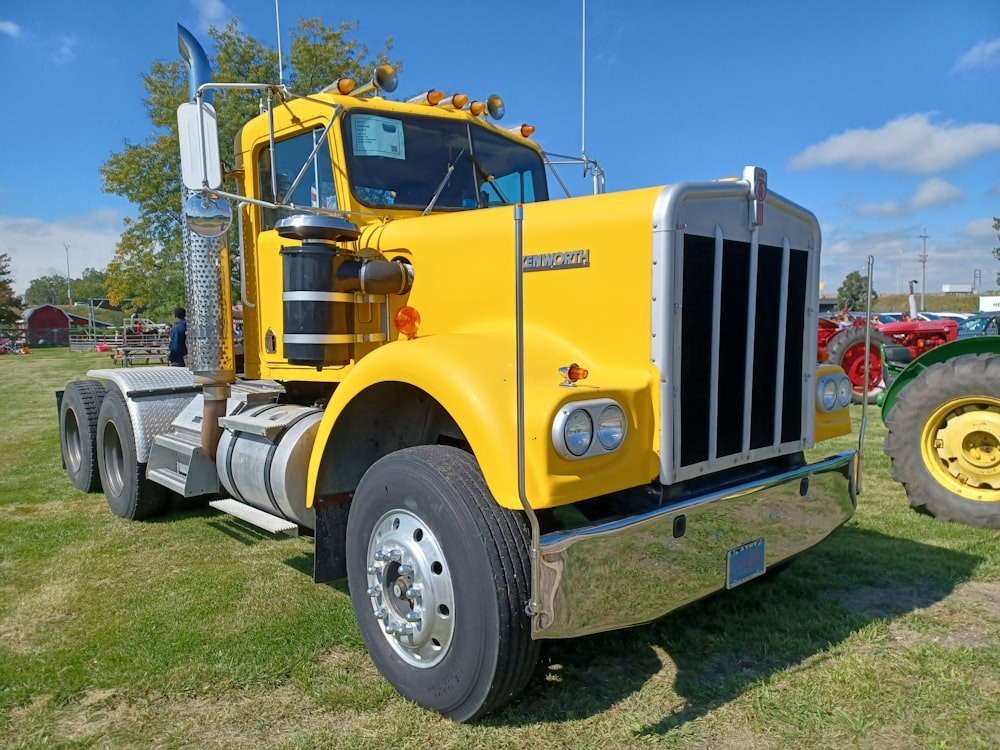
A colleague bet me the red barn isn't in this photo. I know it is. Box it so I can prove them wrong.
[22,305,112,347]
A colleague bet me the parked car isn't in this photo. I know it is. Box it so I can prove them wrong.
[956,313,1000,339]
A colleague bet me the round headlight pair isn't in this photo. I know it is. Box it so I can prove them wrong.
[817,374,853,412]
[554,400,626,459]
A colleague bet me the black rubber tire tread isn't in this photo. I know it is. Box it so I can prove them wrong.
[96,388,168,520]
[60,380,106,493]
[346,445,539,722]
[884,353,1000,528]
[827,327,892,404]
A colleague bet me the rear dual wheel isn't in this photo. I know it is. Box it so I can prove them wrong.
[346,445,539,722]
[60,380,107,492]
[884,353,1000,528]
[96,389,168,520]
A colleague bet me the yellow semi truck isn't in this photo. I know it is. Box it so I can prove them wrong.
[57,24,859,721]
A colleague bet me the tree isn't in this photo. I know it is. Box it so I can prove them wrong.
[837,270,878,311]
[100,18,397,322]
[0,253,24,325]
[24,268,110,307]
[23,275,70,306]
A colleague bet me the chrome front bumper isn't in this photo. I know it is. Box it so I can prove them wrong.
[532,451,857,639]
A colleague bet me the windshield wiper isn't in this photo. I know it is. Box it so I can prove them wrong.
[423,148,466,216]
[468,151,510,206]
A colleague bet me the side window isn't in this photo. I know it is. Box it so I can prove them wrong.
[258,129,336,230]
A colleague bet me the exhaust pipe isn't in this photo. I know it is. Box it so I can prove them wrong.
[178,24,235,460]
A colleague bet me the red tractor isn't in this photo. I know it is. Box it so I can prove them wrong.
[819,316,957,403]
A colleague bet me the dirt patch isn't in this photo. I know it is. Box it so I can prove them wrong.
[838,580,1000,649]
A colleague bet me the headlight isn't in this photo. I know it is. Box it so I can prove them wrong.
[836,375,853,408]
[820,378,837,411]
[552,398,627,459]
[564,409,594,456]
[596,404,626,449]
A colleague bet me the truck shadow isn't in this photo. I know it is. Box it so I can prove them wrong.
[490,524,981,730]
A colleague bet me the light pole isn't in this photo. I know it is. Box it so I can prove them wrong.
[917,228,929,311]
[63,243,73,305]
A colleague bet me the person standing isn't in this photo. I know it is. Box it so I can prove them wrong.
[168,307,188,367]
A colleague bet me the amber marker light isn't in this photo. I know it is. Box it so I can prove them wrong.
[559,363,589,386]
[508,124,536,138]
[469,101,486,116]
[394,306,421,340]
[335,78,356,95]
[442,93,469,109]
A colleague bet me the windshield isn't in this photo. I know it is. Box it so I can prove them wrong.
[342,110,548,210]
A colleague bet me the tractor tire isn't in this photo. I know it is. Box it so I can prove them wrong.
[96,388,168,520]
[60,380,106,493]
[346,445,539,722]
[883,353,1000,528]
[827,327,892,404]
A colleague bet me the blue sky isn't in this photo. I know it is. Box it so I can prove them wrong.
[1,0,998,300]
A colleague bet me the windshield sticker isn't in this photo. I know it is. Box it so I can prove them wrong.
[352,115,405,160]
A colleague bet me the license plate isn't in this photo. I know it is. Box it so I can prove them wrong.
[726,537,766,589]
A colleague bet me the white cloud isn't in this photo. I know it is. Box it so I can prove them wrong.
[910,178,964,210]
[0,20,21,38]
[821,226,996,296]
[49,33,77,64]
[855,178,963,216]
[0,211,123,295]
[192,0,228,30]
[960,217,997,241]
[953,38,1000,73]
[788,114,1000,174]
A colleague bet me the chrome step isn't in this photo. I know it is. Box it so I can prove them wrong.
[209,498,299,536]
[147,466,188,496]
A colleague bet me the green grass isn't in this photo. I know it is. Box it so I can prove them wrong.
[2,349,998,749]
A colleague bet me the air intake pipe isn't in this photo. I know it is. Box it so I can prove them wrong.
[178,24,235,460]
[335,258,414,295]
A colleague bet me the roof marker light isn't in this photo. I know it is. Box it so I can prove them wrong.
[508,124,535,138]
[440,93,468,109]
[470,101,486,116]
[408,89,444,105]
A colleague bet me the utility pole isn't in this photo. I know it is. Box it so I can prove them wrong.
[917,228,929,311]
[63,243,73,305]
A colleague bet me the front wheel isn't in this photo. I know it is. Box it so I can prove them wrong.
[884,353,1000,528]
[346,445,539,722]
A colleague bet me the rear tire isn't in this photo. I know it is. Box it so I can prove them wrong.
[96,389,168,520]
[827,327,891,404]
[60,380,106,492]
[346,445,539,722]
[884,353,1000,528]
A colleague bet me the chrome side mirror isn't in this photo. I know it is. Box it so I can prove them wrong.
[184,192,232,237]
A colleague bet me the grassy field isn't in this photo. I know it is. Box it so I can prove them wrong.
[1,349,998,749]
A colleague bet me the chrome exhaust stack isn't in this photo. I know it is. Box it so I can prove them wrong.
[177,23,235,460]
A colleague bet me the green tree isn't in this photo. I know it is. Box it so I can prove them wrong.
[837,270,878,311]
[23,274,70,306]
[24,268,111,307]
[0,253,24,324]
[100,18,396,322]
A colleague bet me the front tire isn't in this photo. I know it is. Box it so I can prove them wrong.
[884,353,1000,528]
[60,380,106,492]
[346,445,539,722]
[96,389,167,520]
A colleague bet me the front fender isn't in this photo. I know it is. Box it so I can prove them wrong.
[880,336,1000,419]
[306,331,659,510]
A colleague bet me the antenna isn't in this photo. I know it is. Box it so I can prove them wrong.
[274,0,284,87]
[581,0,586,158]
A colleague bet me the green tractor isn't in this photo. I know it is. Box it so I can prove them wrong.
[879,337,1000,528]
